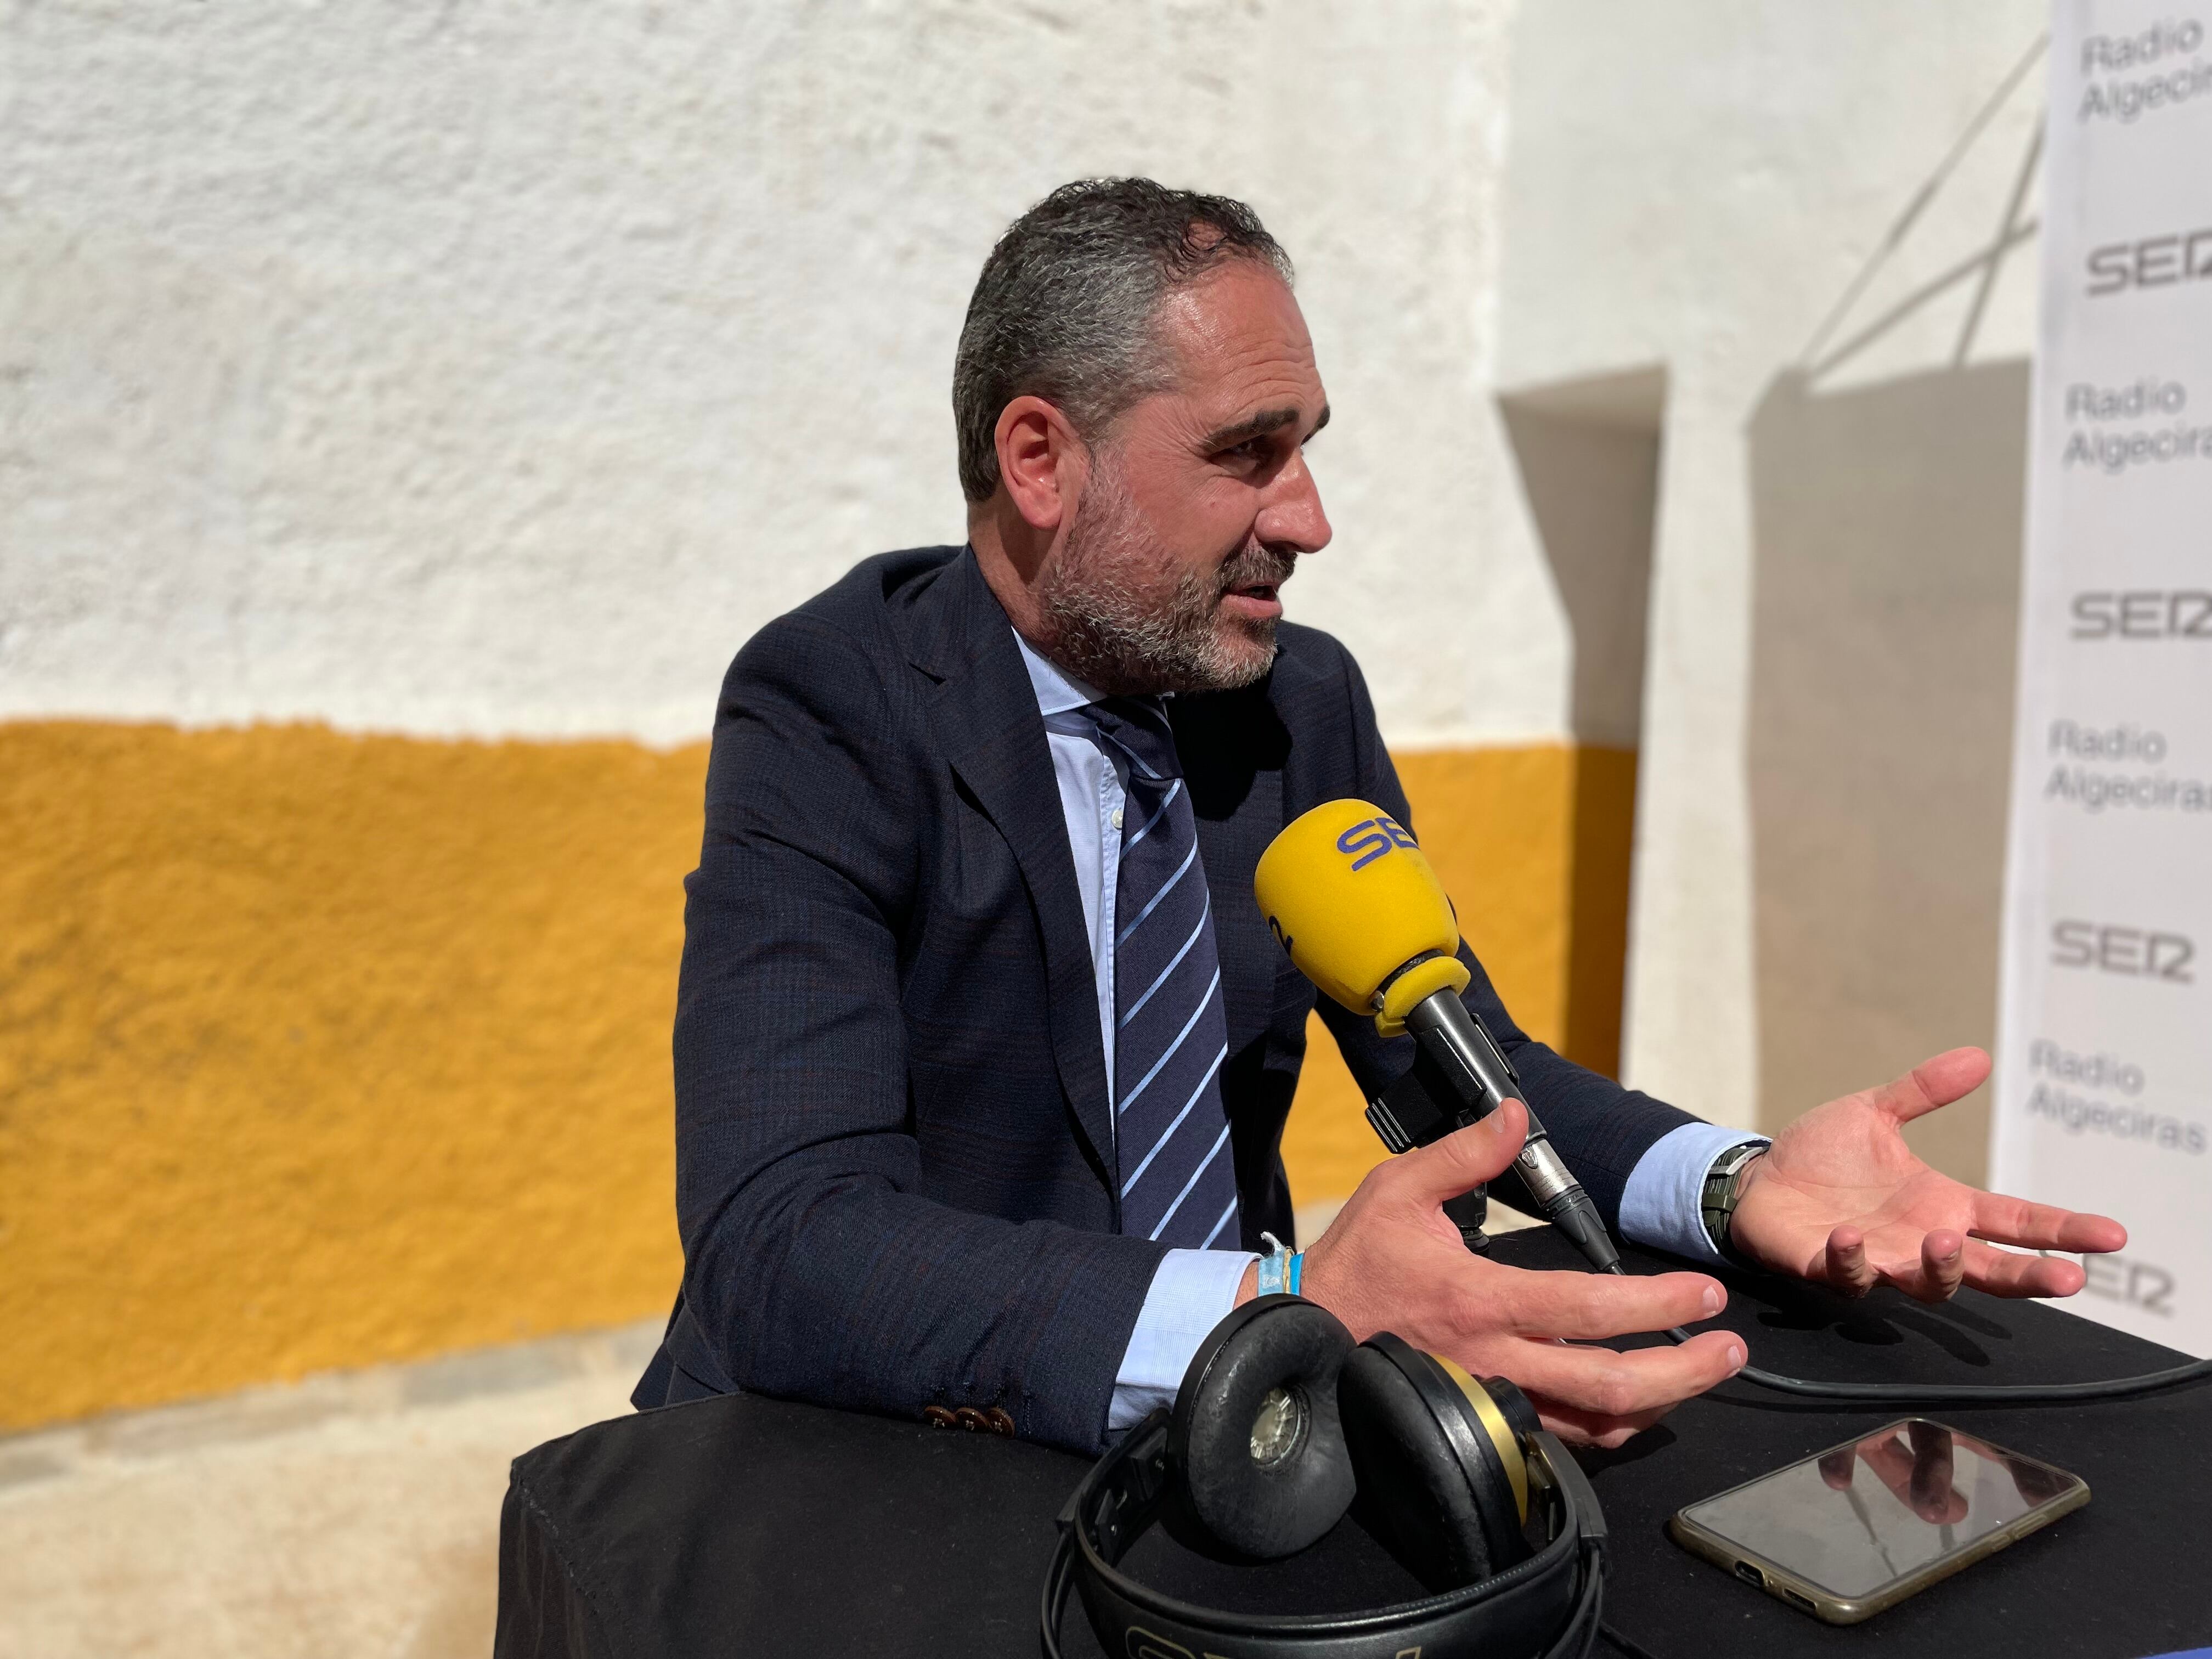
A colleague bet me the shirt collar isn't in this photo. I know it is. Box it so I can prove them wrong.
[1013,629,1104,717]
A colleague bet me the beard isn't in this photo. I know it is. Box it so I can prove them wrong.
[1035,461,1297,696]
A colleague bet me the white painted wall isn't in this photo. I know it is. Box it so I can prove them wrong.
[1493,1,2049,1135]
[3,0,1561,749]
[5,1,2061,1162]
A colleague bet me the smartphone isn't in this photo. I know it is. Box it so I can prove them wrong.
[1668,1418,2089,1624]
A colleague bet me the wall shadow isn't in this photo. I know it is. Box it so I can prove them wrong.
[1500,367,1666,1080]
[1746,363,2028,1183]
[1498,370,1663,748]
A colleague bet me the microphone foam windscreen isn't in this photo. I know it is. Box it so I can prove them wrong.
[1254,800,1460,1017]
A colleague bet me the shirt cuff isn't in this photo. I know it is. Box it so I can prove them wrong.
[1617,1121,1770,1265]
[1107,1248,1256,1434]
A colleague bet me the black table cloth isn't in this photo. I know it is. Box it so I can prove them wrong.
[497,1229,2212,1658]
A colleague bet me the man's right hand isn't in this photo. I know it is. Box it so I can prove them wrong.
[1280,1101,1747,1448]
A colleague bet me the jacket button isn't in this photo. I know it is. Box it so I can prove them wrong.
[922,1406,958,1429]
[954,1407,989,1432]
[984,1407,1016,1437]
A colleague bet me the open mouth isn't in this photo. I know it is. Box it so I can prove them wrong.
[1220,582,1285,620]
[1220,551,1296,608]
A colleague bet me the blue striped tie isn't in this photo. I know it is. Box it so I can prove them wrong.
[1047,697,1242,1249]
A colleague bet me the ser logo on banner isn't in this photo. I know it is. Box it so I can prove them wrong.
[2081,1252,2178,1317]
[2049,919,2196,983]
[2085,225,2212,292]
[2069,590,2212,638]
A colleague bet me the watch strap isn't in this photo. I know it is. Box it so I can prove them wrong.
[1700,1140,1768,1262]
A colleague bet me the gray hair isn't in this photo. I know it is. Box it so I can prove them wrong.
[951,178,1294,503]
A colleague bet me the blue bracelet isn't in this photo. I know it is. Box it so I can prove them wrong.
[1256,1232,1305,1299]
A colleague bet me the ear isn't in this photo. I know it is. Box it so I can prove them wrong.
[993,396,1086,531]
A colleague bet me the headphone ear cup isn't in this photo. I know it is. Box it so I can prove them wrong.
[1338,1336,1532,1593]
[1167,1297,1357,1561]
[1482,1373,1543,1443]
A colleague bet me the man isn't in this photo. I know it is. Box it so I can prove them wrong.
[634,178,2125,1454]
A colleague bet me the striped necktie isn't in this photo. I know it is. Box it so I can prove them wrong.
[1046,697,1242,1249]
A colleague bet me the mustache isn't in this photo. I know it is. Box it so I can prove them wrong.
[1215,543,1299,595]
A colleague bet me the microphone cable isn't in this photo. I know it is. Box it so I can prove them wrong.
[1600,1263,2212,1406]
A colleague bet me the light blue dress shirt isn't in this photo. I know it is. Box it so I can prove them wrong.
[1011,633,1764,1432]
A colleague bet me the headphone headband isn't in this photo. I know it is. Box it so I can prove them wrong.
[1045,1412,1607,1659]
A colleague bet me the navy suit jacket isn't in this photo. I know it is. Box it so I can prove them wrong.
[634,546,1696,1452]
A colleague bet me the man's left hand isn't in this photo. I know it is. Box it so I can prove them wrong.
[1729,1047,2126,1302]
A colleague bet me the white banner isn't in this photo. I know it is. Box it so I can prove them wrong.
[1993,3,2212,1352]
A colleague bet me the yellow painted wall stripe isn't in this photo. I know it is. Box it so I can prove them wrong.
[0,722,1632,1429]
[1,721,697,1429]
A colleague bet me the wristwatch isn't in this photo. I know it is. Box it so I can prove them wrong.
[1700,1141,1769,1261]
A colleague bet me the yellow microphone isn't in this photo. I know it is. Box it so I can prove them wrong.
[1256,800,1624,1274]
[1252,800,1470,1039]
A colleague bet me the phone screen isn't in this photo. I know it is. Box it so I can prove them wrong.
[1676,1419,2085,1600]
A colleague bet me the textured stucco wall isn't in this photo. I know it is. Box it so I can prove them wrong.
[0,721,698,1427]
[4,0,1559,747]
[5,1,1611,1426]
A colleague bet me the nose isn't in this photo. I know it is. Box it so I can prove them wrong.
[1255,448,1332,556]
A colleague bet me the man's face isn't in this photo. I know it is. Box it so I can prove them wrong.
[1037,261,1333,695]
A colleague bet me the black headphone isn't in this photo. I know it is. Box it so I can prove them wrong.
[1042,1296,1607,1659]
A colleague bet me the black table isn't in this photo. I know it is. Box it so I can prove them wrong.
[496,1230,2212,1658]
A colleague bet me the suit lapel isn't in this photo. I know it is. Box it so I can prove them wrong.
[911,551,1118,1184]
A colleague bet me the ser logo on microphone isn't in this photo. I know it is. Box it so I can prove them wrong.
[1335,815,1418,871]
